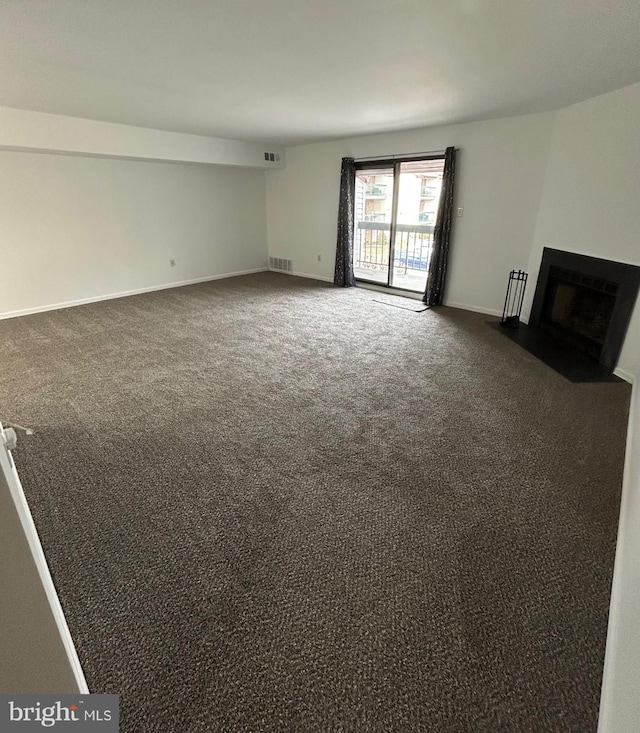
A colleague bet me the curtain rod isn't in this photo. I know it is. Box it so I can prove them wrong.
[354,148,458,162]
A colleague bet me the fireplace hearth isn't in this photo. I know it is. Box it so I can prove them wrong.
[494,248,640,382]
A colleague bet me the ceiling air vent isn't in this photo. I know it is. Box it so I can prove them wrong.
[269,257,293,273]
[264,152,281,162]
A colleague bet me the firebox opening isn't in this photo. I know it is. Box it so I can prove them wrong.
[540,266,618,361]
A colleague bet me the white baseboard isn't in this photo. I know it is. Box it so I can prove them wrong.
[0,267,269,321]
[267,268,333,283]
[443,300,503,317]
[287,270,334,283]
[614,367,635,385]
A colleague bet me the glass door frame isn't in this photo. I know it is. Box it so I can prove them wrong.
[353,154,445,293]
[387,160,401,289]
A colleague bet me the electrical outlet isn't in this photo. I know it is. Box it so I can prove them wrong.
[169,259,176,267]
[457,207,464,217]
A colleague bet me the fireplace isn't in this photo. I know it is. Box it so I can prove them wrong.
[539,267,617,361]
[529,248,640,373]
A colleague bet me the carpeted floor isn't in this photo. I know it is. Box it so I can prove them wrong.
[0,272,630,732]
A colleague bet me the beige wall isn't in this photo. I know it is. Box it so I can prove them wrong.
[0,152,268,317]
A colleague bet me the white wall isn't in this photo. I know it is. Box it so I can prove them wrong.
[265,113,555,313]
[561,83,640,733]
[525,82,640,382]
[0,151,268,317]
[599,381,640,733]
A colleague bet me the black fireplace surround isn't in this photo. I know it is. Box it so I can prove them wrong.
[529,248,640,373]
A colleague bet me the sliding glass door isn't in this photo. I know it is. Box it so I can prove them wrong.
[353,157,444,293]
[352,165,394,285]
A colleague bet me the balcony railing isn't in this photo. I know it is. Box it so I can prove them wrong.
[354,221,435,274]
[421,186,438,198]
[365,184,387,197]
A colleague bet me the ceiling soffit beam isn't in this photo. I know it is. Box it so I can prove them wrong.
[0,106,286,169]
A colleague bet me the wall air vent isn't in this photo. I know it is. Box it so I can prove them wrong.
[269,257,293,273]
[264,152,281,162]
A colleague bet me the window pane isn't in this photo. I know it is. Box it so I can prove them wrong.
[391,159,444,292]
[353,168,394,285]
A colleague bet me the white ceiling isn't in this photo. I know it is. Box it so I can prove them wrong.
[1,0,639,146]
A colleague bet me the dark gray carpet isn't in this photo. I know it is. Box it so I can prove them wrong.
[371,294,428,312]
[0,272,630,732]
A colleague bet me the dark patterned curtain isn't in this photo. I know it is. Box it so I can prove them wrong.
[333,157,356,287]
[423,147,457,306]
